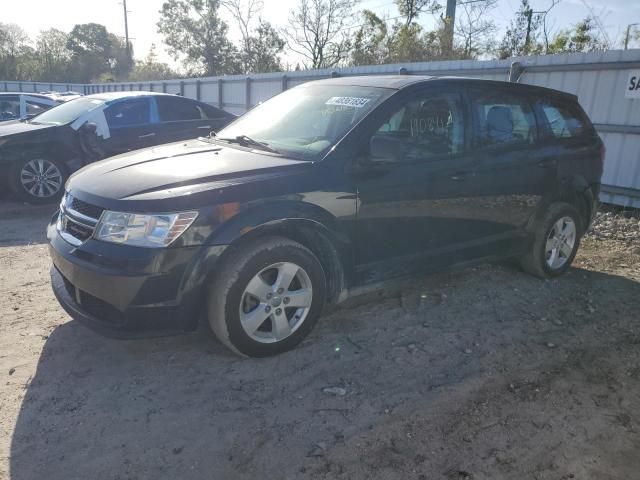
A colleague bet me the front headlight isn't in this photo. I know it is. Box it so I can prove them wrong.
[94,211,198,248]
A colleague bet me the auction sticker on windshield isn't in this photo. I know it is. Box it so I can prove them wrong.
[325,97,371,108]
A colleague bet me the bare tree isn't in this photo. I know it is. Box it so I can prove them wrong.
[282,0,358,69]
[222,0,284,73]
[540,0,562,53]
[455,0,497,58]
[222,0,263,50]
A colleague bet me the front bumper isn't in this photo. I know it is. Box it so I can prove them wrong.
[47,216,228,338]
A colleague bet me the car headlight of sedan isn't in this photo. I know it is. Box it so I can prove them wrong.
[94,211,198,247]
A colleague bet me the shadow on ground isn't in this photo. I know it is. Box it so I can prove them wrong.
[9,265,640,480]
[0,202,54,247]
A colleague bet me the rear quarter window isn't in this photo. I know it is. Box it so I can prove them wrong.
[538,98,589,139]
[201,103,230,119]
[0,96,20,120]
[26,101,50,116]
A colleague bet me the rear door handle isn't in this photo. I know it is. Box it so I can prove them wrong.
[138,133,156,139]
[198,125,212,129]
[450,170,474,181]
[537,159,556,168]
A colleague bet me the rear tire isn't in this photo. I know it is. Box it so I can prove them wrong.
[520,202,583,279]
[207,236,326,357]
[9,158,67,204]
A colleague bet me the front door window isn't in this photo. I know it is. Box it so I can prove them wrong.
[370,92,464,163]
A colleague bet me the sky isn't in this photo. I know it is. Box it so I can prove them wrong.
[2,0,639,71]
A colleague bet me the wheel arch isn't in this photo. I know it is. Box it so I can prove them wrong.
[4,141,79,173]
[531,175,596,235]
[206,201,354,304]
[557,175,596,233]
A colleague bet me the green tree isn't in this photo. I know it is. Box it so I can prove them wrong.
[66,23,131,82]
[242,22,284,73]
[157,0,239,76]
[350,11,469,66]
[386,23,429,63]
[351,10,388,66]
[0,23,36,80]
[547,17,606,53]
[34,28,71,82]
[497,0,543,59]
[129,44,180,81]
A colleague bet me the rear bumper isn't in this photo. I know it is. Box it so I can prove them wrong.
[47,216,228,338]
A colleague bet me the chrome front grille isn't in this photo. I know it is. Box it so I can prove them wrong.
[58,193,101,246]
[69,196,104,220]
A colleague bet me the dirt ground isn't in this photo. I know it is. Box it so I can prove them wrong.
[0,201,639,480]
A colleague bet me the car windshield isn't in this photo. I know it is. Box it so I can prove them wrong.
[30,97,105,125]
[214,85,390,160]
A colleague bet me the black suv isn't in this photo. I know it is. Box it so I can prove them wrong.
[48,76,603,357]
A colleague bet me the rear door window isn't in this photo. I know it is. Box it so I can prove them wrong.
[538,99,588,139]
[105,98,151,128]
[156,96,205,122]
[472,91,536,147]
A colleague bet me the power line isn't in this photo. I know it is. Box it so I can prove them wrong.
[578,0,611,46]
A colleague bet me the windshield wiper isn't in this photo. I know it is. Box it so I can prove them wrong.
[216,135,281,154]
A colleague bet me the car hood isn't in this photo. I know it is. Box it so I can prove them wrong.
[68,139,313,206]
[0,120,57,138]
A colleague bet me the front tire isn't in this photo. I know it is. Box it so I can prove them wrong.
[520,202,583,279]
[10,158,67,204]
[207,236,326,357]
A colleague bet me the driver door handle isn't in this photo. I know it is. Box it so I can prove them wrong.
[198,125,212,129]
[138,133,156,139]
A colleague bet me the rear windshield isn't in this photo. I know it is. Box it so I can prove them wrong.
[537,98,592,139]
[30,97,105,126]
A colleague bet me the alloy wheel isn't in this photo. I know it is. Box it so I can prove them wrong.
[20,159,63,198]
[545,216,576,270]
[239,262,313,343]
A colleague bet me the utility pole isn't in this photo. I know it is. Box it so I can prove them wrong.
[523,7,533,55]
[523,7,546,55]
[444,0,456,55]
[122,0,131,63]
[625,23,639,50]
[444,0,488,56]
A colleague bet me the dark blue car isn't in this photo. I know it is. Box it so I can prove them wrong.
[0,92,236,202]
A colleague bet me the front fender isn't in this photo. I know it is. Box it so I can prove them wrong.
[203,199,356,296]
[206,198,355,247]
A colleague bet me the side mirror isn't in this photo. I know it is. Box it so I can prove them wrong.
[369,135,402,163]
